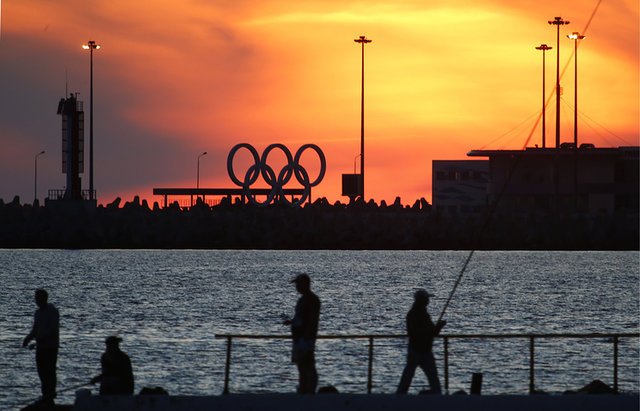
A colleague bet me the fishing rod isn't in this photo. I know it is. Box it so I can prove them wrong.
[437,251,475,324]
[11,344,94,409]
[11,381,93,409]
[56,381,94,395]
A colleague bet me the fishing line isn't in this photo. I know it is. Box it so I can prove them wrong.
[7,344,93,409]
[437,0,604,322]
[437,151,525,323]
[56,381,93,395]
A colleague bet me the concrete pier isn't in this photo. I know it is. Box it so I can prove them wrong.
[72,393,640,411]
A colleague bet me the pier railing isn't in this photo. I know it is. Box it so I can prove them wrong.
[215,332,639,395]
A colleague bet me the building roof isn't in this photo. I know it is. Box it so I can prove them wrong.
[467,146,638,158]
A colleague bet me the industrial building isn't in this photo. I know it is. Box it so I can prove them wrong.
[466,145,639,214]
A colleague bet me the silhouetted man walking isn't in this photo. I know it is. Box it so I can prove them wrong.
[284,274,320,394]
[91,336,134,395]
[23,289,60,406]
[396,289,446,394]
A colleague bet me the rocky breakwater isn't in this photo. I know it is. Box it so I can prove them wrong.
[0,196,637,249]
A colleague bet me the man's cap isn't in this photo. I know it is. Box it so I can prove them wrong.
[290,274,310,284]
[414,289,433,299]
[105,336,123,345]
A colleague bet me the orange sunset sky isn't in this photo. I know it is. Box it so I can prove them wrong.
[0,0,638,206]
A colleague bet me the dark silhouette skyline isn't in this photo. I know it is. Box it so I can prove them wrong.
[0,194,637,250]
[2,1,637,209]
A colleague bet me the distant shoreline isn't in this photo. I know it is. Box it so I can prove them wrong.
[1,195,637,250]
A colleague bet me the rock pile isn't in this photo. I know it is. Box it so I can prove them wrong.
[0,195,637,249]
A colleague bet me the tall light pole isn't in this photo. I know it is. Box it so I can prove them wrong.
[34,150,45,202]
[82,40,100,200]
[535,44,552,148]
[548,17,569,148]
[568,32,585,148]
[354,35,371,200]
[197,151,207,189]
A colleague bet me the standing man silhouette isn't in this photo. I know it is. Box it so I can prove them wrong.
[284,274,321,394]
[23,289,60,406]
[396,289,446,394]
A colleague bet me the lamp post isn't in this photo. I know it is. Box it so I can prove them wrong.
[354,35,372,200]
[535,44,552,148]
[82,40,100,200]
[34,150,45,202]
[548,17,569,148]
[197,151,207,190]
[567,32,585,148]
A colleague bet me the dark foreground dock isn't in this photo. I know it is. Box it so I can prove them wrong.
[70,393,639,411]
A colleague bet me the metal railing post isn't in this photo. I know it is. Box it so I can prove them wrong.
[213,332,638,395]
[613,335,619,394]
[529,336,535,394]
[444,336,449,394]
[223,336,232,394]
[367,337,374,394]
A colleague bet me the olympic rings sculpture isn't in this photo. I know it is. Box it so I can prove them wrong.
[227,143,326,207]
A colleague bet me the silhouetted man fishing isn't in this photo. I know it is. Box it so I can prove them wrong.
[283,274,320,394]
[396,289,446,394]
[23,289,60,406]
[90,336,134,395]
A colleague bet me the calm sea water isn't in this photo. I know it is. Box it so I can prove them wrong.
[1,250,638,408]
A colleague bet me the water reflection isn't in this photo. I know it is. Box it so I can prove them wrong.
[0,250,637,407]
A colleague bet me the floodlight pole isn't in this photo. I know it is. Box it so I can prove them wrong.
[354,35,371,200]
[82,40,100,200]
[535,44,552,148]
[568,32,585,148]
[34,150,45,202]
[197,152,207,190]
[548,17,569,148]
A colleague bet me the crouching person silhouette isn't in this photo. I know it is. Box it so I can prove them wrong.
[396,289,446,394]
[91,336,134,395]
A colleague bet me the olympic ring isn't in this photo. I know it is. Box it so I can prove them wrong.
[227,143,326,207]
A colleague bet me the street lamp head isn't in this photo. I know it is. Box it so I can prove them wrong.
[567,32,585,40]
[82,41,101,50]
[548,17,569,25]
[536,44,552,51]
[354,35,372,44]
